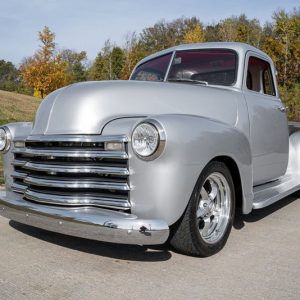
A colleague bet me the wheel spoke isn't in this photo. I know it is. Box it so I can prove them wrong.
[208,179,218,201]
[200,187,210,200]
[200,217,211,236]
[211,175,225,208]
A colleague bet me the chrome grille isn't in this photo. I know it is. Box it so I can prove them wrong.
[11,135,130,210]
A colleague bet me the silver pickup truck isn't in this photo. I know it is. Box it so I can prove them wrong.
[0,42,299,257]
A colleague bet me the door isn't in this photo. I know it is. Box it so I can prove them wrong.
[243,53,289,185]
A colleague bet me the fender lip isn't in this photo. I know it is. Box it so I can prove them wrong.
[0,192,169,245]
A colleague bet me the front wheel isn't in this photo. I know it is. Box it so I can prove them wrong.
[170,161,235,257]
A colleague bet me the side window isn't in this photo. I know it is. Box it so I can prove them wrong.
[246,56,276,96]
[131,53,172,82]
[262,68,275,95]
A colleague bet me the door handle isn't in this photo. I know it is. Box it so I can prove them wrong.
[276,106,287,113]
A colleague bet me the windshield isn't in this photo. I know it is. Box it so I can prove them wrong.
[131,49,237,86]
[168,49,237,86]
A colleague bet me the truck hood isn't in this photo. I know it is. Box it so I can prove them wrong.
[31,80,239,135]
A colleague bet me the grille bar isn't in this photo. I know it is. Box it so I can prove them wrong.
[11,182,27,193]
[22,161,129,176]
[11,171,27,180]
[24,190,131,209]
[24,176,130,190]
[12,159,27,167]
[13,148,128,159]
[26,134,128,143]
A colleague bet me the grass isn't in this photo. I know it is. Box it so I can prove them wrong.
[0,89,40,126]
[0,90,41,184]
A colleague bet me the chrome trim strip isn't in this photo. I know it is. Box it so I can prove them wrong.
[13,148,128,159]
[26,134,128,143]
[0,194,169,245]
[23,162,129,176]
[24,176,130,191]
[25,189,131,209]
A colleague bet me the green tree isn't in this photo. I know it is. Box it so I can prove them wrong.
[279,84,300,121]
[0,60,19,91]
[89,40,125,80]
[60,49,87,82]
[111,47,125,79]
[205,24,222,42]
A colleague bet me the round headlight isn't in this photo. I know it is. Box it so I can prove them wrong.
[132,123,159,157]
[132,121,166,160]
[0,127,11,152]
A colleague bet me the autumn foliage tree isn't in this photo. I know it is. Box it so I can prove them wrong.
[183,23,205,43]
[20,26,70,98]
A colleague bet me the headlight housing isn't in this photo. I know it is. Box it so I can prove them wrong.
[0,127,11,153]
[132,120,166,160]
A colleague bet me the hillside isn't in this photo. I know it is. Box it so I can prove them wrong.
[0,90,41,184]
[0,90,40,125]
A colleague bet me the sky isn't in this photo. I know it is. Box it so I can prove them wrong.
[0,0,298,65]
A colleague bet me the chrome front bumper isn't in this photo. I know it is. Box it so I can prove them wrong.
[0,192,169,245]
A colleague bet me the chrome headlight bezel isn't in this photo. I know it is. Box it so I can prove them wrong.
[0,126,12,153]
[131,120,166,161]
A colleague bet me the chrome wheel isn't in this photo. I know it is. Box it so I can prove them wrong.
[197,172,231,244]
[170,161,235,256]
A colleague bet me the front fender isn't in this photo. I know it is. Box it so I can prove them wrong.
[103,114,253,225]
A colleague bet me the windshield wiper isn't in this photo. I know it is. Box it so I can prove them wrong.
[167,78,209,86]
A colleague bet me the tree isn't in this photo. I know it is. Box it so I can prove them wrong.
[0,60,19,91]
[262,9,300,87]
[139,17,202,53]
[20,26,70,98]
[89,40,125,80]
[120,32,146,79]
[279,84,300,121]
[217,15,262,47]
[111,47,125,79]
[89,40,113,80]
[60,49,87,82]
[183,23,205,43]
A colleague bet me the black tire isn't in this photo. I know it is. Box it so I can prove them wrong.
[170,161,235,257]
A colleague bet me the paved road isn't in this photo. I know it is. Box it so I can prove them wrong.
[0,191,299,300]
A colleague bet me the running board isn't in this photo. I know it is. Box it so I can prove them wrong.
[253,173,300,209]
